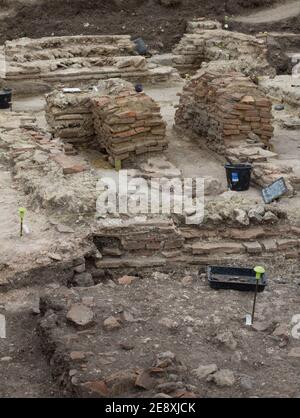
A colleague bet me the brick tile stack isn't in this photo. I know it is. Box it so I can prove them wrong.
[175,69,273,154]
[46,79,167,160]
[92,83,167,162]
[46,89,95,145]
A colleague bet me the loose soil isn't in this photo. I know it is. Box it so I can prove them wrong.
[0,0,282,51]
[0,286,64,398]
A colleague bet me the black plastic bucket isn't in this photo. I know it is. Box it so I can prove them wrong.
[225,163,252,191]
[0,88,12,109]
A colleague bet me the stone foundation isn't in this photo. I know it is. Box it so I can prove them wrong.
[1,35,179,94]
[172,19,275,78]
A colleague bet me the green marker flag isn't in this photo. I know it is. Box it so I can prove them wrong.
[18,207,26,237]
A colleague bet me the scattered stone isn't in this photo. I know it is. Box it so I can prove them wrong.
[234,209,250,226]
[0,357,12,362]
[56,224,75,233]
[74,264,86,274]
[181,275,193,285]
[247,132,261,142]
[263,211,278,223]
[192,364,218,380]
[215,331,237,350]
[252,321,274,333]
[230,351,242,365]
[272,323,290,339]
[118,275,138,285]
[103,316,121,330]
[207,369,235,387]
[120,341,135,351]
[135,370,155,390]
[82,296,95,307]
[288,347,300,358]
[31,306,41,315]
[152,272,170,280]
[72,272,94,287]
[240,376,254,390]
[105,370,137,396]
[66,304,94,328]
[158,317,179,330]
[121,310,135,322]
[70,351,86,361]
[248,205,265,223]
[48,253,62,261]
[83,380,110,397]
[156,382,184,393]
[156,351,176,368]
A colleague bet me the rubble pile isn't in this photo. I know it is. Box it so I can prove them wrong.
[92,81,167,162]
[175,69,274,153]
[172,19,275,78]
[35,269,300,398]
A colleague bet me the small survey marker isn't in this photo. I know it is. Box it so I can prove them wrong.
[261,177,288,204]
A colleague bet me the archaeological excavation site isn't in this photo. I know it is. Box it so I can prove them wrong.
[0,0,300,400]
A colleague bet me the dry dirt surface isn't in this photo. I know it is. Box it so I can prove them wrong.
[0,0,281,51]
[36,265,300,398]
[234,0,300,24]
[231,0,300,36]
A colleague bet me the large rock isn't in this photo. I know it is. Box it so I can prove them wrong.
[215,331,237,350]
[66,304,94,327]
[288,347,300,358]
[192,364,218,380]
[103,316,121,330]
[248,205,265,223]
[207,369,235,387]
[234,209,249,226]
[71,272,94,287]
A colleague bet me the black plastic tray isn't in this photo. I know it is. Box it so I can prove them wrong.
[208,266,267,292]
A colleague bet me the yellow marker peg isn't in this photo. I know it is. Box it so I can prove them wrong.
[251,266,266,324]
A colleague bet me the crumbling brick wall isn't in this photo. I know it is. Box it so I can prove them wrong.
[172,19,275,78]
[175,69,273,154]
